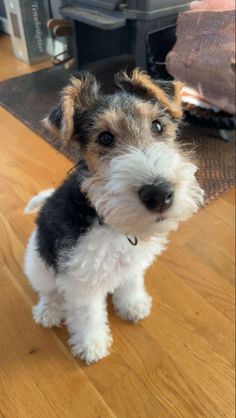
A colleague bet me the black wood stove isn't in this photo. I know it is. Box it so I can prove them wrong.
[61,0,190,77]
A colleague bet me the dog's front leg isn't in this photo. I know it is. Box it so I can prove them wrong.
[64,289,112,364]
[112,272,152,323]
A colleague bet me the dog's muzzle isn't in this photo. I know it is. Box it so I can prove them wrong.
[138,181,174,213]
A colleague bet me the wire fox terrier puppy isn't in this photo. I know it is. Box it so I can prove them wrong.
[24,70,204,364]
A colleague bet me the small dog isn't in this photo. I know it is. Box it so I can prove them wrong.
[24,70,204,364]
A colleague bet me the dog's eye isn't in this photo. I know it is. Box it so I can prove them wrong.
[152,120,163,135]
[99,131,114,146]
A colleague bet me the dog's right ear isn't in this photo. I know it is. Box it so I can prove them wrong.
[43,72,100,145]
[115,69,183,120]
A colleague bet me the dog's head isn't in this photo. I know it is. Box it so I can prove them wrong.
[44,70,204,239]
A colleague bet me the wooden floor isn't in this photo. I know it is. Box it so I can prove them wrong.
[0,35,235,418]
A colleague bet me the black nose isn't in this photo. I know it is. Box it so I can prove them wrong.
[138,182,174,212]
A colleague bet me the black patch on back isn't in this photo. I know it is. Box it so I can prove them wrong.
[36,164,97,271]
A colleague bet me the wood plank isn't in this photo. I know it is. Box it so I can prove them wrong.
[110,316,222,418]
[0,264,115,418]
[148,260,235,366]
[103,370,169,418]
[170,210,235,285]
[222,188,235,205]
[206,195,235,228]
[161,244,235,321]
[141,285,235,417]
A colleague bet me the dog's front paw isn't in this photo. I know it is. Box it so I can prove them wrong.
[113,292,152,323]
[69,332,113,364]
[33,300,64,328]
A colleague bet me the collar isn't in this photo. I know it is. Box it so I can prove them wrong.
[98,216,138,246]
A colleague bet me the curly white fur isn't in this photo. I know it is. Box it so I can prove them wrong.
[82,142,204,239]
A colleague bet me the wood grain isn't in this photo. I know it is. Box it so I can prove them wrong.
[0,35,235,418]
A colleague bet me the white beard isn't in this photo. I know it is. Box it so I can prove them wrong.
[82,142,204,240]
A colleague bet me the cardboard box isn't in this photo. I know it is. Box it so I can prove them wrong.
[5,0,53,64]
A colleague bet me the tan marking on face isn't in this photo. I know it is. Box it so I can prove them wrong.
[81,143,102,172]
[94,108,128,136]
[79,110,120,171]
[118,100,178,145]
[80,99,180,172]
[80,108,133,172]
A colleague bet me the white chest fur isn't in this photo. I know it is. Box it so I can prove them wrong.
[58,221,168,295]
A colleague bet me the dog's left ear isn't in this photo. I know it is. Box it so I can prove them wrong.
[43,72,100,145]
[115,69,183,119]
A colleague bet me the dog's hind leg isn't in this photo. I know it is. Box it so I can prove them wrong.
[24,228,65,327]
